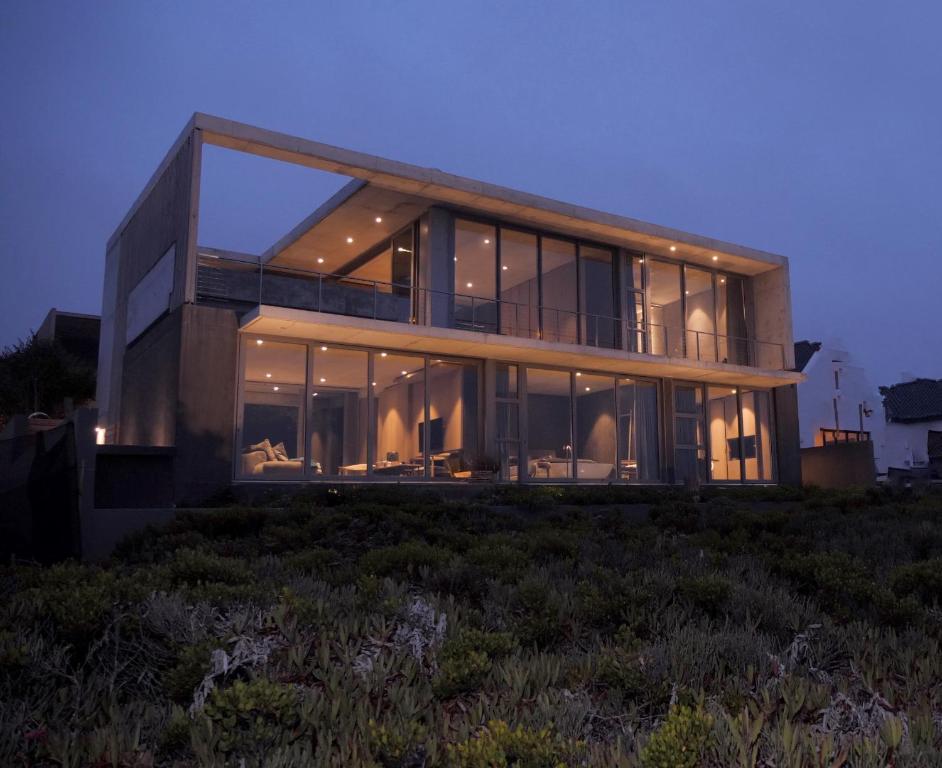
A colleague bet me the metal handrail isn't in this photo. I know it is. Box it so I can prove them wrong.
[196,254,787,370]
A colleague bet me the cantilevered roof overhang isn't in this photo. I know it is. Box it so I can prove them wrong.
[240,305,803,389]
[110,113,789,277]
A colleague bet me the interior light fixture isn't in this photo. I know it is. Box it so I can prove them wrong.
[256,339,264,345]
[731,388,738,394]
[397,247,413,253]
[265,372,272,378]
[502,265,508,271]
[484,238,491,244]
[320,345,328,351]
[319,377,326,383]
[576,371,582,377]
[317,257,325,264]
[313,392,318,397]
[712,255,719,261]
[685,290,690,295]
[720,278,726,284]
[670,245,677,252]
[466,282,473,288]
[375,216,383,223]
[94,427,106,445]
[380,352,388,357]
[273,386,280,391]
[346,236,354,244]
[372,382,376,386]
[453,256,457,262]
[401,370,408,375]
[585,386,591,391]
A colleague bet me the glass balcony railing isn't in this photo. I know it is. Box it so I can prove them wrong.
[196,254,786,370]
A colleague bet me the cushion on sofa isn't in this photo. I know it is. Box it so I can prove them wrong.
[272,442,289,461]
[247,438,276,461]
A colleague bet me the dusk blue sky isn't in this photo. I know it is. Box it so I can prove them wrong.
[1,1,940,385]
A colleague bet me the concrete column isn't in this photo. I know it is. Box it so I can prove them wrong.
[425,207,455,329]
[773,384,802,486]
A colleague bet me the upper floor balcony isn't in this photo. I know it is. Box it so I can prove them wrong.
[196,250,788,372]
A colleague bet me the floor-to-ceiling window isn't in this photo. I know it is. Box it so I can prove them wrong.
[526,368,573,478]
[495,363,520,481]
[373,352,427,477]
[673,383,705,485]
[428,358,480,479]
[309,346,368,476]
[239,339,307,479]
[684,266,716,362]
[717,275,749,365]
[540,238,578,344]
[617,378,660,481]
[580,246,617,348]
[741,389,774,481]
[647,260,684,357]
[499,229,539,339]
[707,386,742,482]
[454,219,497,332]
[575,373,616,480]
[626,255,646,353]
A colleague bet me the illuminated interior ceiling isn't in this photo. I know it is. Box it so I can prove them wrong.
[264,182,434,273]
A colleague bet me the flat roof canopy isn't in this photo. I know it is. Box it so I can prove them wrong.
[111,113,788,277]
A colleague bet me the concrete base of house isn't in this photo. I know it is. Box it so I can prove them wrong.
[800,441,875,488]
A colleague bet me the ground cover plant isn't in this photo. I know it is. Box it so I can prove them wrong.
[1,484,941,766]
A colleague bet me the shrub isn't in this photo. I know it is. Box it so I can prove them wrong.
[163,642,214,704]
[641,705,714,768]
[890,558,942,606]
[434,629,517,698]
[359,541,453,582]
[595,646,649,703]
[650,501,701,534]
[675,575,731,615]
[369,719,428,767]
[447,720,578,767]
[167,548,251,587]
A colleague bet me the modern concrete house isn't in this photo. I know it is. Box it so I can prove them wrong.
[96,114,802,504]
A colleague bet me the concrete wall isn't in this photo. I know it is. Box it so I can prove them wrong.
[883,419,942,470]
[751,264,795,370]
[773,384,802,486]
[801,441,875,488]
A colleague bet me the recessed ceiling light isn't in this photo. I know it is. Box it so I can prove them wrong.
[380,352,387,357]
[319,377,326,383]
[317,257,325,264]
[375,216,383,223]
[453,256,457,262]
[731,388,737,394]
[638,258,645,264]
[320,345,327,351]
[575,372,582,377]
[466,282,473,288]
[273,386,279,391]
[720,278,726,284]
[685,290,690,295]
[265,372,272,378]
[585,386,591,391]
[401,370,408,375]
[346,236,354,244]
[484,238,491,245]
[712,255,719,261]
[256,339,264,346]
[502,265,508,271]
[670,246,677,252]
[312,392,318,397]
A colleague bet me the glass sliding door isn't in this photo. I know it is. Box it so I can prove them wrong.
[428,359,480,479]
[717,275,749,365]
[454,219,497,332]
[707,386,742,482]
[684,266,716,362]
[540,238,578,344]
[617,378,660,481]
[239,339,307,479]
[580,246,616,348]
[499,229,539,339]
[673,383,705,485]
[626,254,646,353]
[309,346,368,477]
[647,260,683,357]
[495,363,520,481]
[741,389,774,481]
[526,368,573,479]
[372,352,427,477]
[575,374,616,480]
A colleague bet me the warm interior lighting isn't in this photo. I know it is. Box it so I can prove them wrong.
[320,345,328,351]
[585,386,591,391]
[375,216,383,223]
[502,265,508,271]
[401,370,408,375]
[380,352,388,357]
[669,246,677,252]
[312,392,318,397]
[484,238,491,244]
[371,382,376,386]
[265,372,272,378]
[720,278,726,284]
[731,388,738,394]
[256,339,264,345]
[317,257,325,264]
[712,255,719,261]
[466,282,473,288]
[273,386,279,391]
[346,236,354,244]
[575,372,582,377]
[94,427,105,445]
[319,377,326,383]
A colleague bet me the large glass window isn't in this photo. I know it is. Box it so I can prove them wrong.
[626,255,646,353]
[239,339,306,479]
[647,260,683,357]
[575,373,616,480]
[454,220,497,332]
[540,238,578,343]
[373,352,426,477]
[499,229,539,339]
[526,368,573,479]
[495,363,519,481]
[617,378,660,482]
[707,386,742,482]
[717,275,749,365]
[310,346,368,476]
[673,383,705,485]
[580,246,616,348]
[741,389,774,481]
[428,359,480,479]
[684,267,716,361]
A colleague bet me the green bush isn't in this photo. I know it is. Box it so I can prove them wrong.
[434,629,517,698]
[675,575,731,615]
[641,705,714,768]
[890,558,942,606]
[163,642,214,704]
[447,720,579,767]
[650,501,701,533]
[359,541,453,581]
[167,548,252,587]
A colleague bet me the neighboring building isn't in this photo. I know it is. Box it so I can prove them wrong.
[37,309,101,370]
[793,340,885,473]
[95,114,802,504]
[880,377,942,475]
